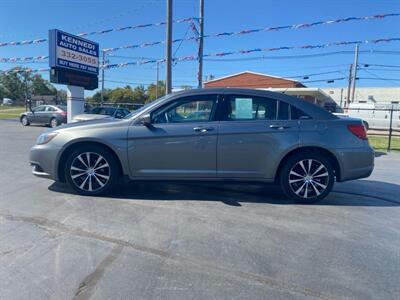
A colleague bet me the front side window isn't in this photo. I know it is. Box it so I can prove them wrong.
[33,106,46,112]
[152,95,217,124]
[45,106,56,112]
[224,95,278,121]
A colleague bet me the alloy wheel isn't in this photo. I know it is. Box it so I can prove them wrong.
[288,159,329,199]
[50,119,58,128]
[69,152,110,192]
[22,117,28,126]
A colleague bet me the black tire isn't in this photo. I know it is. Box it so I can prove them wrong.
[21,116,30,126]
[279,152,334,203]
[64,145,120,196]
[50,117,59,128]
[363,121,369,131]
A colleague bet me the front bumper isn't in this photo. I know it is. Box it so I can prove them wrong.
[336,145,375,182]
[29,143,61,181]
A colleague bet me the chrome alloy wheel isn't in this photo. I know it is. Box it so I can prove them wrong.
[288,159,329,199]
[70,152,110,192]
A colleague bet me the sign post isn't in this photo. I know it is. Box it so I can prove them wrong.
[49,29,99,122]
[66,85,84,123]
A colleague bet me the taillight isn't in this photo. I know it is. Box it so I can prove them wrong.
[60,111,67,116]
[347,124,367,140]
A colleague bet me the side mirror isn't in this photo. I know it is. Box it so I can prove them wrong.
[138,114,152,126]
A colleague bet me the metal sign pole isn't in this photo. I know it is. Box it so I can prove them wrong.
[67,85,84,123]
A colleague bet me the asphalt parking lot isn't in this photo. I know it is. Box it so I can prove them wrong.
[0,119,399,300]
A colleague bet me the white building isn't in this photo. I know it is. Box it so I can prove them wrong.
[321,87,400,107]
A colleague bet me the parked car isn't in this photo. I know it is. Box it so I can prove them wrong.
[72,106,130,122]
[20,105,67,128]
[30,88,374,203]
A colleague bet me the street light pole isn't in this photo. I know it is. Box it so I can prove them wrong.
[197,0,204,88]
[156,61,159,99]
[165,0,173,94]
[350,44,359,103]
[100,50,105,105]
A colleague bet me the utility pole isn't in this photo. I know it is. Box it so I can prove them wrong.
[197,0,204,88]
[350,44,359,103]
[165,0,173,94]
[100,50,106,105]
[156,61,159,99]
[346,64,353,108]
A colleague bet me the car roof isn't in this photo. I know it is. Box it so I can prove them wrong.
[167,88,337,120]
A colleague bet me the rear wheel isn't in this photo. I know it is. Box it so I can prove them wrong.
[64,146,119,195]
[21,116,30,126]
[50,117,59,128]
[279,152,334,203]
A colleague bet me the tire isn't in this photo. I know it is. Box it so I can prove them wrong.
[363,121,369,131]
[50,117,59,128]
[21,116,30,126]
[279,152,334,203]
[64,145,120,196]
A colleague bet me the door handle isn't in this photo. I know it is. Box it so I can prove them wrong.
[193,126,214,132]
[269,124,290,130]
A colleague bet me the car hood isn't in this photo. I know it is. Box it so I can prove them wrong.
[72,114,112,121]
[54,117,123,132]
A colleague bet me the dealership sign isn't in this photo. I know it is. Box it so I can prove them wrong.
[49,29,99,89]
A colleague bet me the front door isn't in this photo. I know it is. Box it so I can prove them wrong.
[127,95,219,178]
[217,94,300,180]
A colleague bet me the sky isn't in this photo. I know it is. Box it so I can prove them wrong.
[0,0,399,94]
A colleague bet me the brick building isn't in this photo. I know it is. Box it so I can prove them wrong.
[204,71,305,89]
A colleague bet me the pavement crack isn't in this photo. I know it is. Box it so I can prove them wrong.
[73,245,123,300]
[0,212,342,300]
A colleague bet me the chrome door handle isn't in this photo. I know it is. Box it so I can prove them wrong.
[193,126,214,132]
[269,124,290,130]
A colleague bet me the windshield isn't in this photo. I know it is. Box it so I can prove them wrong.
[123,95,169,119]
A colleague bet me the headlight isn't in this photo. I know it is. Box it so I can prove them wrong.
[36,132,58,145]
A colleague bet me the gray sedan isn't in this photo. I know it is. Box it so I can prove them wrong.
[29,88,374,202]
[20,105,67,128]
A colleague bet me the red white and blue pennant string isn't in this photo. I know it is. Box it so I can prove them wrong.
[2,37,400,74]
[0,17,197,47]
[104,37,400,69]
[0,13,398,48]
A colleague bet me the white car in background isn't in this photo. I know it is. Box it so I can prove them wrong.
[339,103,400,131]
[72,106,131,122]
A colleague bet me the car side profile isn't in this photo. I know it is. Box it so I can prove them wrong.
[20,105,67,128]
[29,88,374,202]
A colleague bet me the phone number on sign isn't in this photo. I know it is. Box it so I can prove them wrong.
[60,49,97,65]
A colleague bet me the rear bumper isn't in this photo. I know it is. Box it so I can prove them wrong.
[336,146,375,182]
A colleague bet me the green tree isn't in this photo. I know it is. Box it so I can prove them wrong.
[31,74,57,96]
[0,69,29,100]
[146,80,165,103]
[132,85,148,104]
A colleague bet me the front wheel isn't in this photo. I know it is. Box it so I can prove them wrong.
[64,146,119,195]
[21,116,30,126]
[279,153,334,203]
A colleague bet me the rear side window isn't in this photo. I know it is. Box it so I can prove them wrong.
[277,101,290,120]
[291,106,311,120]
[224,95,277,121]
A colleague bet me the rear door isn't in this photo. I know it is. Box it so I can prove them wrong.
[217,94,299,180]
